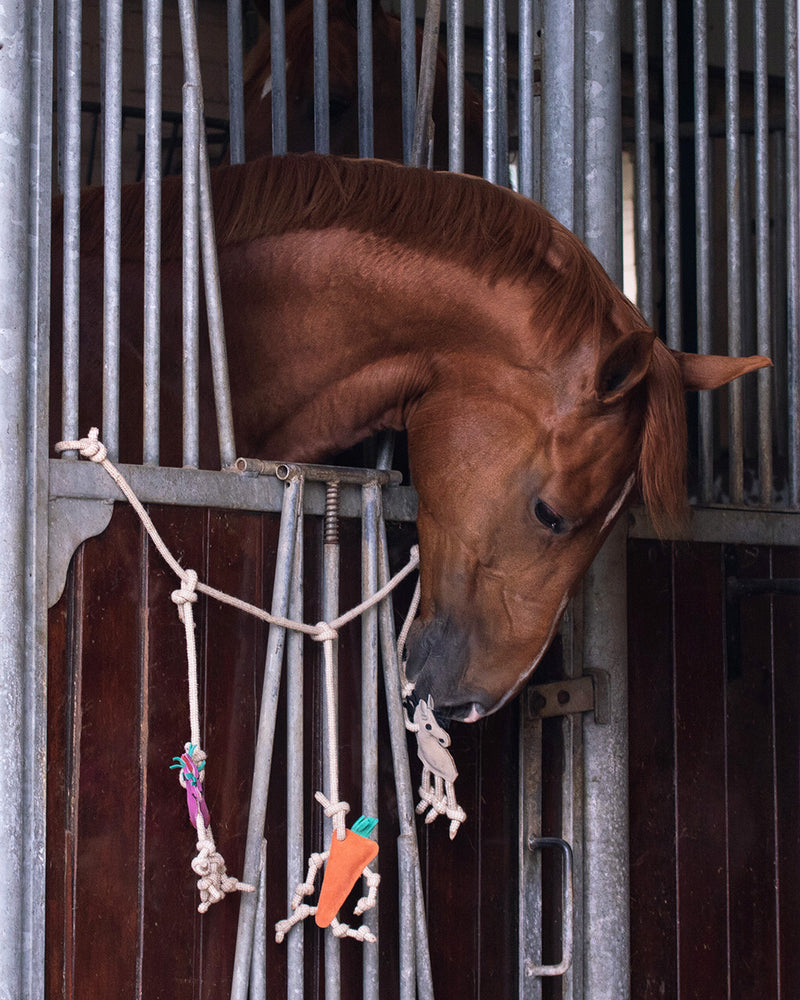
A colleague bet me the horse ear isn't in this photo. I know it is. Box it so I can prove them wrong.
[595,330,655,403]
[669,350,772,390]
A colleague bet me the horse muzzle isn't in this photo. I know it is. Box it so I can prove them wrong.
[403,616,491,722]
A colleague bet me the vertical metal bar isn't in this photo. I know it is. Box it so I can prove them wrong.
[249,841,268,1000]
[496,0,509,185]
[772,131,788,467]
[483,0,499,182]
[632,0,653,324]
[61,0,82,454]
[230,476,304,1000]
[322,481,341,1000]
[270,0,288,156]
[726,0,744,503]
[181,80,201,468]
[228,0,246,164]
[361,484,380,998]
[542,0,577,229]
[286,509,305,1000]
[313,0,330,153]
[1,0,52,994]
[754,0,773,504]
[662,0,682,350]
[143,0,162,466]
[582,3,629,997]
[446,0,465,173]
[375,521,434,1000]
[518,696,544,1000]
[412,0,442,169]
[357,0,374,158]
[102,0,123,461]
[786,0,800,506]
[518,0,535,199]
[400,0,417,163]
[694,0,713,501]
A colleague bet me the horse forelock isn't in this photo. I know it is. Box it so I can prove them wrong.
[639,337,689,536]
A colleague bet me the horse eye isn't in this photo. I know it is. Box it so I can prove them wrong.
[534,498,566,534]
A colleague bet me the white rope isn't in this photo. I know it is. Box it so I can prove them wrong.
[56,430,423,895]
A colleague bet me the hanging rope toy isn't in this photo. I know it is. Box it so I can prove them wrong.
[397,579,467,839]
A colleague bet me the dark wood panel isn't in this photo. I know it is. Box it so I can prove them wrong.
[627,539,678,1000]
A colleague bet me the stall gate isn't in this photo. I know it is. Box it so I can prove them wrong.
[1,0,798,998]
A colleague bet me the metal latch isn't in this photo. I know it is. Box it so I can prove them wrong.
[527,670,610,724]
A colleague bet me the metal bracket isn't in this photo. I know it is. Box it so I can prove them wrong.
[48,497,114,607]
[527,671,610,725]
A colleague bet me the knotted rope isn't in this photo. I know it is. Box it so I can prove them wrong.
[56,429,421,905]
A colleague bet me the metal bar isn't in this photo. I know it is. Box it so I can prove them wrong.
[313,0,330,153]
[527,838,574,977]
[249,841,268,1000]
[496,0,509,185]
[227,0,246,164]
[230,475,304,1000]
[235,457,402,487]
[787,0,800,506]
[542,0,577,228]
[143,0,163,465]
[286,509,305,999]
[375,520,435,1000]
[400,0,416,163]
[632,0,653,324]
[519,696,544,1000]
[361,484,380,997]
[482,0,500,182]
[662,0,682,349]
[61,0,82,454]
[412,0,443,169]
[446,0,465,173]
[694,0,713,501]
[102,0,123,462]
[754,0,773,504]
[772,131,788,467]
[357,0,374,158]
[726,0,744,503]
[181,80,201,468]
[322,481,341,999]
[270,0,288,155]
[518,0,535,198]
[396,835,418,1000]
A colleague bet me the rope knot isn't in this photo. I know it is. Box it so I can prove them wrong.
[55,426,108,463]
[172,570,199,623]
[313,622,338,644]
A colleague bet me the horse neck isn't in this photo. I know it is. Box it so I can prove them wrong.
[219,227,520,463]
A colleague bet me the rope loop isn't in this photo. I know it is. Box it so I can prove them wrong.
[55,426,108,464]
[172,569,199,623]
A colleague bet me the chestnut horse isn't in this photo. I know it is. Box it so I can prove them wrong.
[50,153,769,720]
[242,0,484,172]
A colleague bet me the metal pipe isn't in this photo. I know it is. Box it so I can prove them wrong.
[313,0,330,153]
[400,0,416,164]
[357,0,375,158]
[143,0,163,465]
[230,475,304,1000]
[726,0,744,503]
[102,0,123,462]
[786,0,800,506]
[662,0,682,350]
[361,484,380,997]
[249,841,268,1000]
[482,0,500,182]
[61,0,82,454]
[375,521,435,1000]
[694,0,713,501]
[412,0,442,169]
[227,0,246,164]
[181,80,201,468]
[322,481,341,999]
[496,0,509,185]
[542,0,577,228]
[235,457,402,486]
[632,0,653,324]
[286,507,306,999]
[446,0,465,174]
[270,0,288,155]
[517,0,538,200]
[754,0,773,504]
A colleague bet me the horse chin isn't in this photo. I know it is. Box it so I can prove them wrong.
[404,617,491,723]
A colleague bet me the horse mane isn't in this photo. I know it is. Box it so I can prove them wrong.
[54,152,689,533]
[639,337,689,536]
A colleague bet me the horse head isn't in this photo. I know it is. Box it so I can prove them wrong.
[403,278,770,722]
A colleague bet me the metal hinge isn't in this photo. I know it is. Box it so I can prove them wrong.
[527,670,610,724]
